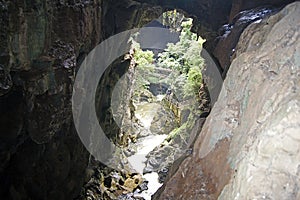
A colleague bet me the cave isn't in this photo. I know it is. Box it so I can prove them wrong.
[0,0,299,200]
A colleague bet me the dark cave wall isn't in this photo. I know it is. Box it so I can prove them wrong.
[134,0,233,30]
[0,0,103,199]
[0,0,162,199]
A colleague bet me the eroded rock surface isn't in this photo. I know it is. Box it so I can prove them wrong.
[213,6,278,75]
[156,2,300,199]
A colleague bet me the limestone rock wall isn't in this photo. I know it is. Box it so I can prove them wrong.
[219,2,300,199]
[156,2,300,199]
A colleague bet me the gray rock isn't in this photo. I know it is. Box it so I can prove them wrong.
[157,2,300,199]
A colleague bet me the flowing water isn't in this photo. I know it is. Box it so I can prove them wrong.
[134,102,160,129]
[127,98,168,199]
[128,134,167,200]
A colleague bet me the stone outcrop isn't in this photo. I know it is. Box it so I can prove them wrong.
[229,0,296,21]
[156,2,300,199]
[213,6,278,76]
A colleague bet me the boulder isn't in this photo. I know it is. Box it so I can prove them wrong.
[156,2,300,199]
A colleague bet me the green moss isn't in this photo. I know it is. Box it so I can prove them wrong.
[166,122,187,142]
[165,105,199,142]
[130,39,155,91]
[183,66,202,98]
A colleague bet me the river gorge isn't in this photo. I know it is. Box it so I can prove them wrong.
[0,0,299,199]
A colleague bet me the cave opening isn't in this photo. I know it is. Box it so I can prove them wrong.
[72,2,299,199]
[79,10,214,200]
[1,0,298,200]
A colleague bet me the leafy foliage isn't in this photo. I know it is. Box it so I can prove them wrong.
[130,39,155,90]
[183,66,202,97]
[129,14,205,98]
[162,9,185,32]
[157,17,205,97]
[157,18,205,72]
[131,40,155,70]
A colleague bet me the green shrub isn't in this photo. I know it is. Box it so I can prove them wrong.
[129,39,155,90]
[184,66,202,98]
[157,17,205,97]
[131,40,155,70]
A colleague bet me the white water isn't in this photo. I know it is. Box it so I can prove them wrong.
[128,134,167,200]
[135,102,160,129]
[156,94,165,101]
[128,101,168,200]
[128,134,167,174]
[134,172,162,200]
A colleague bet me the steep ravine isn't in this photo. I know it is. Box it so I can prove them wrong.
[77,18,212,199]
[0,0,299,200]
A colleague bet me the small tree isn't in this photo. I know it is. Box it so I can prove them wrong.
[157,17,205,97]
[157,18,205,73]
[130,40,155,90]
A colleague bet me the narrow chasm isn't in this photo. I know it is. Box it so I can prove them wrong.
[77,12,212,200]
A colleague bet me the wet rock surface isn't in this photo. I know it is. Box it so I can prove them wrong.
[156,2,300,199]
[149,104,178,135]
[229,0,297,21]
[213,6,278,76]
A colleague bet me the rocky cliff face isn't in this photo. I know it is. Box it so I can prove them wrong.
[0,0,161,199]
[0,1,102,199]
[156,2,300,199]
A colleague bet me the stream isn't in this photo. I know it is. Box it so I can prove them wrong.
[128,98,168,200]
[128,134,167,200]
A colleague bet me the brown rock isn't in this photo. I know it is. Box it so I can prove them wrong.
[156,2,300,199]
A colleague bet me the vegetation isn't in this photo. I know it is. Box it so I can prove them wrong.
[158,15,206,143]
[131,40,155,70]
[165,108,198,142]
[130,39,155,90]
[183,66,203,97]
[158,18,205,98]
[129,13,205,98]
[157,18,205,72]
[162,10,185,32]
